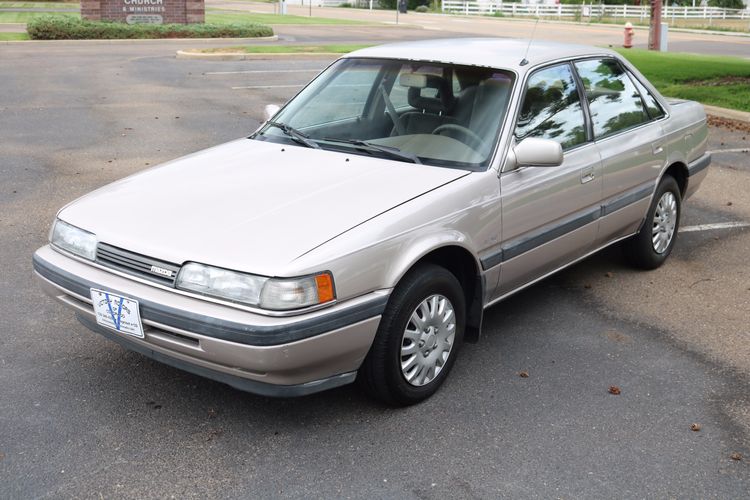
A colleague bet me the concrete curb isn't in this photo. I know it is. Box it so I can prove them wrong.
[0,34,278,45]
[704,104,750,123]
[176,49,338,60]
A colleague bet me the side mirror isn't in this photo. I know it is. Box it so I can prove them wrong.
[263,104,280,122]
[513,138,563,168]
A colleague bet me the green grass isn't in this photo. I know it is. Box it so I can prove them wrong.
[0,2,79,7]
[205,10,371,25]
[198,43,373,54]
[0,10,76,21]
[0,31,29,39]
[616,49,750,112]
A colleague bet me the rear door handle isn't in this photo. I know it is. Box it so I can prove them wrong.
[652,141,665,155]
[580,166,595,184]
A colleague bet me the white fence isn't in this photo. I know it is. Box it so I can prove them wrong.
[441,1,750,20]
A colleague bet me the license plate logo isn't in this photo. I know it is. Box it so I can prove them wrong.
[90,288,144,338]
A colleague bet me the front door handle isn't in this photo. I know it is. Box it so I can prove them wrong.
[580,166,595,184]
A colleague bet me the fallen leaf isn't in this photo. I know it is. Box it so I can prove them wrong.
[730,452,742,461]
[727,201,733,206]
[605,272,613,278]
[584,284,592,289]
[519,371,529,378]
[206,428,224,442]
[608,386,621,395]
[606,331,631,343]
[690,423,701,432]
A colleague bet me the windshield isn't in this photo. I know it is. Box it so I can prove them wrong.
[253,58,515,170]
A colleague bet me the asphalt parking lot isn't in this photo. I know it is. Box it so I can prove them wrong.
[1,40,749,498]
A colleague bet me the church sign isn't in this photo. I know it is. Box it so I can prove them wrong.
[81,0,204,24]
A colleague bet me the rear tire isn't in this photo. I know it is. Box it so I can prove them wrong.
[624,175,681,270]
[359,263,465,406]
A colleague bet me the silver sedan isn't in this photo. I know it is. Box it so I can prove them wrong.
[33,39,710,405]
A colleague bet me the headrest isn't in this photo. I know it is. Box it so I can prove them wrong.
[401,73,454,114]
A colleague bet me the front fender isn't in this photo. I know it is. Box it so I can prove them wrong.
[382,230,478,287]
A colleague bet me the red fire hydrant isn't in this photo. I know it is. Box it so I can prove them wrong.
[623,22,635,49]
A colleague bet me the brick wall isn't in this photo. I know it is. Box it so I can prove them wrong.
[81,0,205,24]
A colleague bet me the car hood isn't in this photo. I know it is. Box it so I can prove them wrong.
[59,138,469,275]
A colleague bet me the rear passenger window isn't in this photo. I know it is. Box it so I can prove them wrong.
[628,72,666,120]
[515,63,587,150]
[574,58,649,139]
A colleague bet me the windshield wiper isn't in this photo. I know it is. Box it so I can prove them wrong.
[265,121,320,149]
[321,137,421,164]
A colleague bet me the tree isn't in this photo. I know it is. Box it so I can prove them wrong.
[708,0,745,9]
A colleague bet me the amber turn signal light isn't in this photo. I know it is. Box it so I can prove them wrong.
[315,273,335,303]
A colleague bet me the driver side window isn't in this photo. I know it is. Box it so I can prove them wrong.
[515,63,587,150]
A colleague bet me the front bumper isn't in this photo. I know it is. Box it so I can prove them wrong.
[33,245,387,397]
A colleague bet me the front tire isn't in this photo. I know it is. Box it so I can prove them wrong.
[359,264,466,406]
[624,175,682,270]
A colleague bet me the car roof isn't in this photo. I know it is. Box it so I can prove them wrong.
[344,38,618,72]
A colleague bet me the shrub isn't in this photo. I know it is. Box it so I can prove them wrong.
[27,16,274,40]
[415,5,429,12]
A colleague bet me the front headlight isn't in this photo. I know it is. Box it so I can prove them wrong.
[176,262,335,311]
[50,219,98,261]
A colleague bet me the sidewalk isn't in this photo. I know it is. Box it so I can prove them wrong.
[0,22,24,32]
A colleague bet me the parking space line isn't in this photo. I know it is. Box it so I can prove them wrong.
[206,69,323,76]
[679,221,750,233]
[707,148,750,154]
[231,84,305,90]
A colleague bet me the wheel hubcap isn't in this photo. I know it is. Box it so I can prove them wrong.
[400,294,456,387]
[652,191,677,254]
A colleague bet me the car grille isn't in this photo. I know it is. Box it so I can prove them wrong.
[96,243,181,286]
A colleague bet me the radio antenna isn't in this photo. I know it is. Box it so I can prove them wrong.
[520,18,540,66]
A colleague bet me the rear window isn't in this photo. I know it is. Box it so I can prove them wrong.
[628,72,666,120]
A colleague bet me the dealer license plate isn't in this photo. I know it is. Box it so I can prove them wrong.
[90,288,144,338]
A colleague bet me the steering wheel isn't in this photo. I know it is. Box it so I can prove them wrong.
[432,124,487,152]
